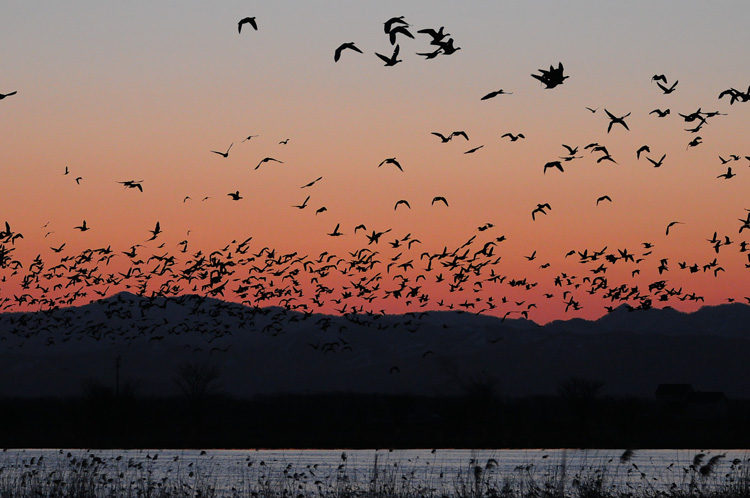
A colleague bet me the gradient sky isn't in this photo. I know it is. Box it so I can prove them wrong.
[1,1,749,323]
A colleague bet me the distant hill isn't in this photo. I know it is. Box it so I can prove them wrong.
[1,293,748,398]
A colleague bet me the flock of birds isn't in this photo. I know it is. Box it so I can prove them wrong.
[0,14,749,358]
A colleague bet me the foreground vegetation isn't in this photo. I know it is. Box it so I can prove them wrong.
[0,450,748,498]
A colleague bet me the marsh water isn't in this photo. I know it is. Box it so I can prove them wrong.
[1,448,747,495]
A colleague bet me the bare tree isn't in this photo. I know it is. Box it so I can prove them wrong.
[173,362,221,400]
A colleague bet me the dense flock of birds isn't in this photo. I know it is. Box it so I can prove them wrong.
[0,14,749,356]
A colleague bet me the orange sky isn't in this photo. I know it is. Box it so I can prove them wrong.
[0,2,748,323]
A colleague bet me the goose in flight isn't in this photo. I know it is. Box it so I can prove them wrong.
[717,167,736,179]
[334,42,363,62]
[255,157,283,170]
[431,196,449,207]
[378,157,403,171]
[300,176,323,188]
[656,80,678,94]
[394,199,411,210]
[501,133,524,141]
[417,26,449,45]
[481,89,512,100]
[464,145,483,154]
[0,91,17,100]
[147,222,161,241]
[649,109,670,117]
[384,16,409,34]
[211,143,233,158]
[327,223,344,236]
[646,154,666,168]
[375,45,402,66]
[532,203,551,220]
[74,220,90,232]
[238,17,257,33]
[543,161,564,174]
[596,195,612,205]
[636,145,650,159]
[604,109,630,133]
[119,180,143,192]
[531,62,568,88]
[228,191,242,200]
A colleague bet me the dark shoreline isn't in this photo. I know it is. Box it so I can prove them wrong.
[2,393,749,449]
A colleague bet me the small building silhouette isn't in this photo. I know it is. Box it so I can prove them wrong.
[655,384,728,418]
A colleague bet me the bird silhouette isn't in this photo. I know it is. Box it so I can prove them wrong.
[228,191,242,200]
[147,222,161,241]
[501,133,525,141]
[604,109,630,132]
[394,200,411,210]
[211,143,233,158]
[292,196,310,209]
[383,16,409,34]
[238,17,257,33]
[327,223,344,236]
[531,62,568,88]
[334,42,363,62]
[375,45,402,66]
[646,154,666,168]
[656,80,678,94]
[481,89,513,100]
[388,25,414,45]
[378,157,403,171]
[300,176,323,188]
[431,196,449,207]
[717,167,735,179]
[242,135,259,142]
[0,91,17,100]
[464,145,484,154]
[650,109,670,117]
[532,203,551,220]
[255,157,283,170]
[74,220,90,231]
[596,195,612,205]
[636,145,650,159]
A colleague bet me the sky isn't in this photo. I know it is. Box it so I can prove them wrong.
[0,1,749,323]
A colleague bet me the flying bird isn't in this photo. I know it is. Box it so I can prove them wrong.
[242,135,259,142]
[481,89,513,100]
[383,16,409,34]
[501,133,525,141]
[74,220,90,231]
[119,180,143,192]
[255,157,283,170]
[636,145,650,159]
[596,195,612,205]
[532,203,551,220]
[238,17,257,33]
[649,109,670,117]
[388,25,414,45]
[292,196,310,209]
[431,196,449,207]
[228,191,242,200]
[604,109,630,133]
[327,223,344,236]
[301,176,323,188]
[378,157,403,171]
[646,154,666,168]
[656,80,678,94]
[0,91,17,100]
[147,222,161,241]
[531,62,568,88]
[375,45,402,66]
[464,145,484,154]
[211,143,233,158]
[717,167,736,179]
[394,200,411,210]
[334,42,363,62]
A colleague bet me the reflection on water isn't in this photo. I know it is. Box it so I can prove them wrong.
[0,448,747,496]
